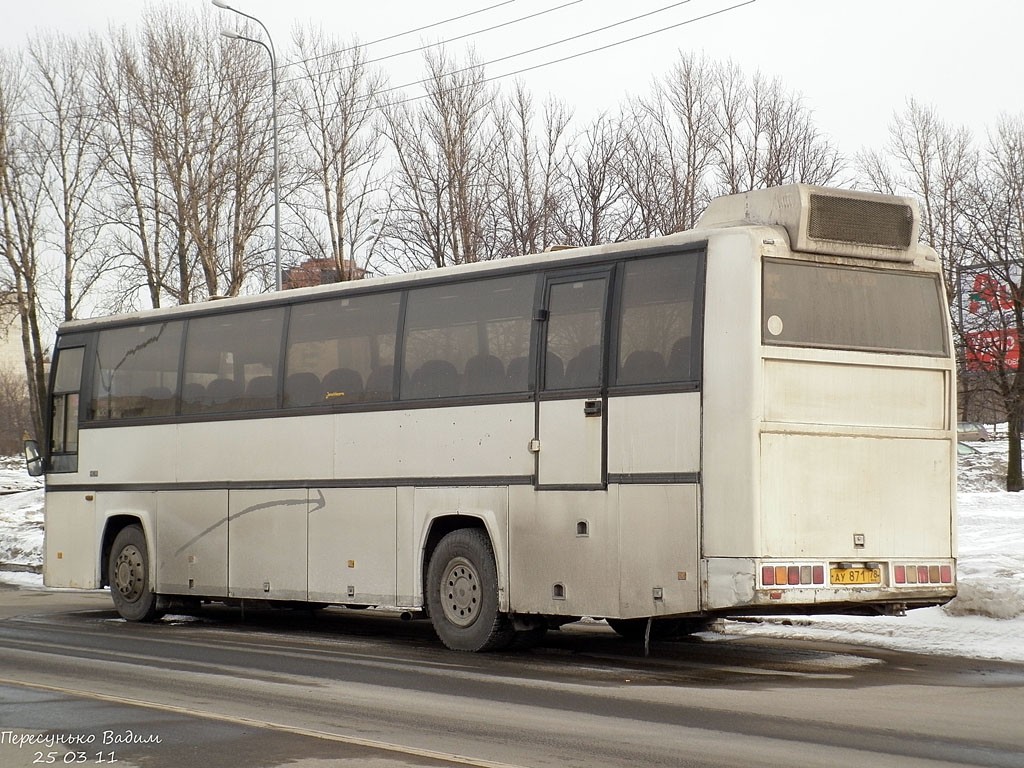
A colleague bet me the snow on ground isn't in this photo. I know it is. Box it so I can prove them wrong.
[0,456,42,575]
[0,445,1021,662]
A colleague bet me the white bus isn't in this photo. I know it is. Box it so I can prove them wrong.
[26,184,957,651]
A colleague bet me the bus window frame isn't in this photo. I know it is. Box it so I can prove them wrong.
[607,249,706,394]
[761,258,949,357]
[537,266,615,400]
[400,273,536,402]
[47,340,89,474]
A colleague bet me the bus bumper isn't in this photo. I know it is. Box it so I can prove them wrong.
[703,557,957,613]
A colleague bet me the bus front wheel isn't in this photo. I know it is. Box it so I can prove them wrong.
[108,525,164,622]
[426,529,512,652]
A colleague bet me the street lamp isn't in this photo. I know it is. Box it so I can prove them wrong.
[212,0,282,291]
[346,218,380,280]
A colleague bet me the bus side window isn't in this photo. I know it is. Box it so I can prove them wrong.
[183,309,284,414]
[50,345,85,472]
[285,292,401,407]
[91,322,184,420]
[544,280,607,391]
[615,253,701,386]
[401,275,534,400]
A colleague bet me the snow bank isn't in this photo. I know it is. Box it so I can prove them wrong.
[946,490,1024,620]
[0,457,43,572]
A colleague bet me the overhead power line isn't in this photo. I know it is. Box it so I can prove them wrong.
[370,0,699,102]
[274,0,756,122]
[279,0,520,71]
[278,0,584,88]
[479,0,757,88]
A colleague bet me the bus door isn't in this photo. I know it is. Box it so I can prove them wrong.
[536,271,610,488]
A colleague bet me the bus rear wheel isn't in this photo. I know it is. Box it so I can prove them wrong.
[108,525,163,622]
[426,529,512,652]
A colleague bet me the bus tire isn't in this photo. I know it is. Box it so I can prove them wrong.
[108,525,163,622]
[426,529,512,652]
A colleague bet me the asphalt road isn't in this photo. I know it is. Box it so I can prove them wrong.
[1,583,1022,768]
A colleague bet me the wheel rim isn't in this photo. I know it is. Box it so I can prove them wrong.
[440,556,480,628]
[113,544,145,603]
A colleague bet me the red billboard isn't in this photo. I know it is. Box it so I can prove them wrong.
[965,329,1019,371]
[968,273,1013,314]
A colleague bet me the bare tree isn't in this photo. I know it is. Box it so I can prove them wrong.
[558,113,628,246]
[0,50,49,441]
[130,6,211,302]
[663,53,721,228]
[28,32,112,323]
[869,100,974,300]
[123,5,275,301]
[713,59,747,196]
[714,66,843,194]
[89,27,171,310]
[287,25,385,281]
[620,53,720,237]
[218,32,280,296]
[616,99,674,240]
[381,47,498,270]
[488,82,571,257]
[856,147,900,197]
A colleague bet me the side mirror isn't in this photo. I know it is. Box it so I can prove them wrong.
[23,436,44,477]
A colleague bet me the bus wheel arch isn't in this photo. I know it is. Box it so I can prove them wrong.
[424,524,513,652]
[105,521,164,622]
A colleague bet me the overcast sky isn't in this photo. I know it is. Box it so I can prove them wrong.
[1,0,1020,157]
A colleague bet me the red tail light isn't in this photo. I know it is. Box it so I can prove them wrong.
[893,562,955,586]
[760,563,838,587]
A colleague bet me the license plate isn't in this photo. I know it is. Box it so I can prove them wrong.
[830,567,881,585]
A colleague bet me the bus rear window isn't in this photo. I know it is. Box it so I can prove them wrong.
[763,260,948,356]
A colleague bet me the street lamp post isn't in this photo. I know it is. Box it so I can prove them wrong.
[349,218,380,280]
[212,0,282,291]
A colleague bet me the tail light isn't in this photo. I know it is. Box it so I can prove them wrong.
[893,562,954,585]
[761,563,826,587]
